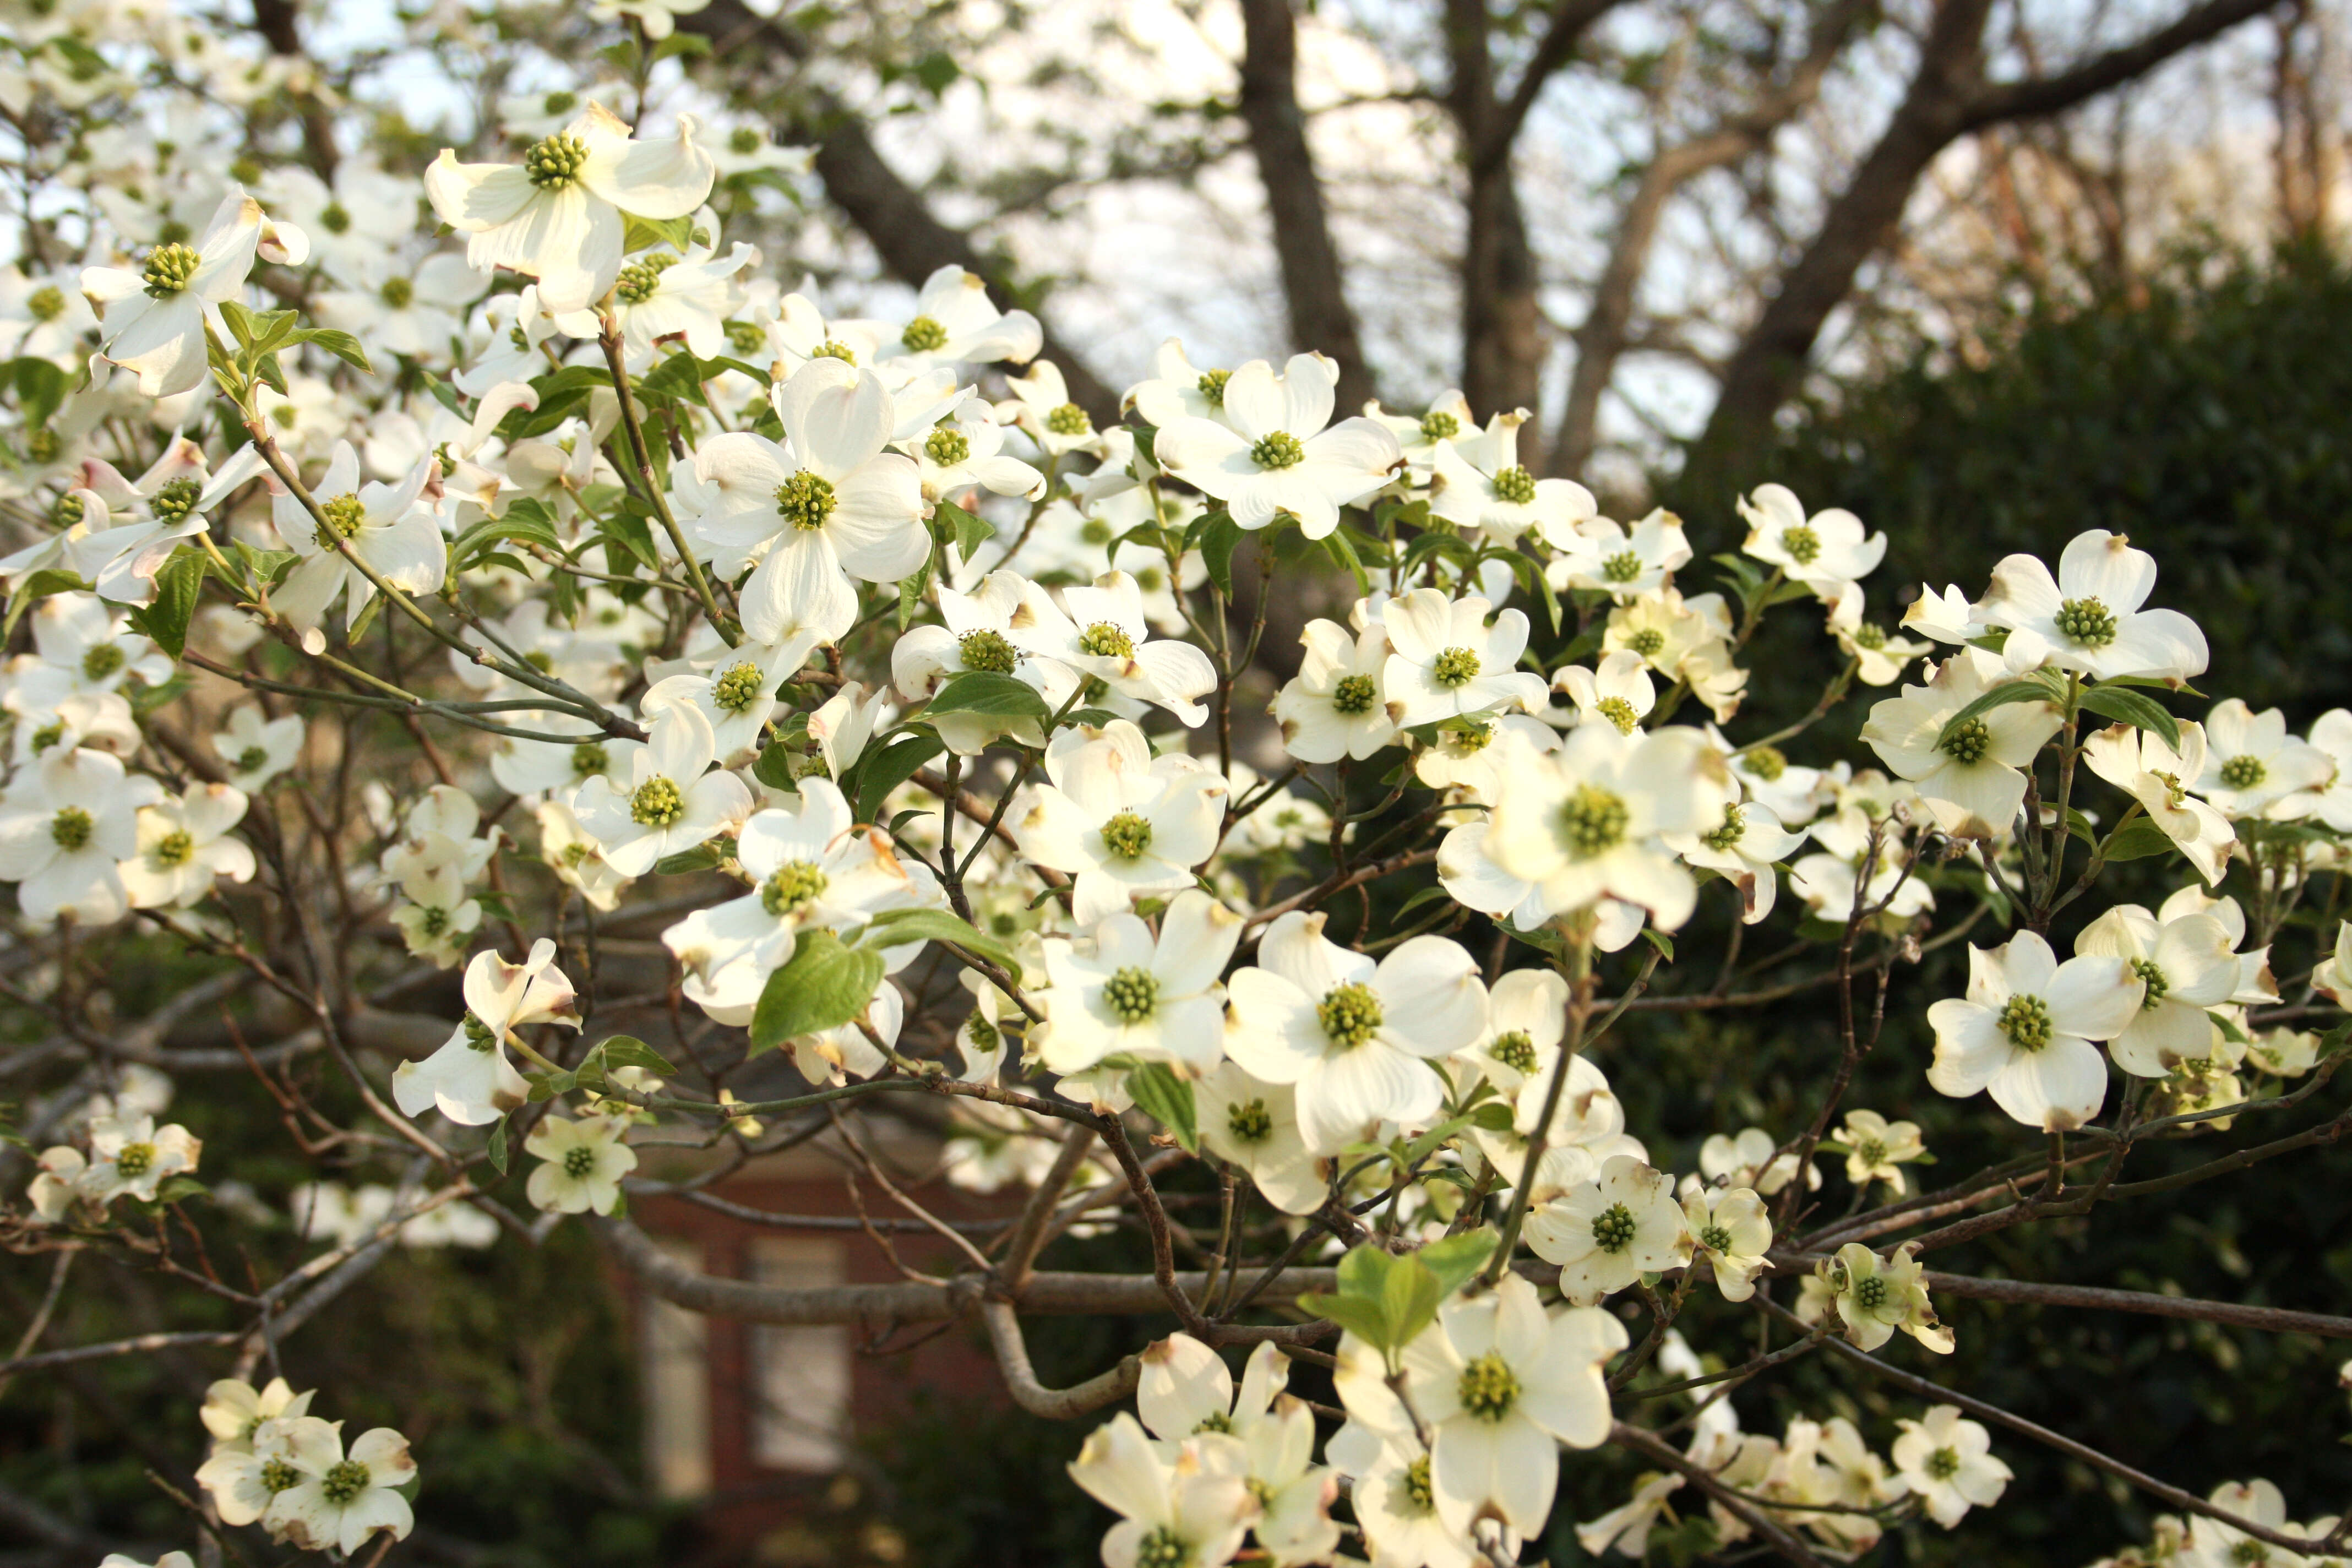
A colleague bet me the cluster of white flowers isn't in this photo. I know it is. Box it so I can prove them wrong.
[6,4,2349,1564]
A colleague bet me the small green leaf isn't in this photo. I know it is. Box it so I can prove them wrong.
[127,549,207,658]
[936,498,996,563]
[293,327,375,375]
[1199,512,1242,596]
[653,842,726,875]
[923,671,1050,719]
[1125,1063,1197,1152]
[846,729,945,824]
[1932,672,2066,751]
[486,1118,509,1175]
[5,567,86,641]
[749,930,886,1051]
[2079,683,2182,749]
[2099,816,2182,863]
[752,741,801,791]
[525,1070,578,1102]
[597,1036,678,1076]
[1414,1229,1499,1299]
[861,906,1022,983]
[1379,1253,1444,1352]
[1639,928,1675,962]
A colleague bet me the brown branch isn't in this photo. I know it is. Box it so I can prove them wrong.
[1921,1271,2352,1340]
[980,1302,1141,1419]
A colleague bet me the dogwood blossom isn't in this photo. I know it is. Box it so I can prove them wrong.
[1927,931,2141,1129]
[1153,353,1401,537]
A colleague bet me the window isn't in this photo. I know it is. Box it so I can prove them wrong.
[640,1238,712,1499]
[748,1237,851,1471]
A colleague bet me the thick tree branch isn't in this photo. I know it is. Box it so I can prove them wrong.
[1238,0,1375,410]
[1922,1271,2352,1340]
[981,1302,1141,1419]
[1961,0,2284,128]
[683,0,1120,419]
[1477,0,1627,174]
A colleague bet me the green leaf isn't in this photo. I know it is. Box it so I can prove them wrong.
[293,328,375,376]
[451,503,560,570]
[751,741,801,791]
[924,671,1049,719]
[1124,1063,1197,1152]
[1414,1229,1498,1299]
[486,1118,509,1175]
[5,567,86,641]
[525,1070,578,1102]
[936,498,997,563]
[1293,1289,1393,1348]
[652,841,726,875]
[1639,927,1676,962]
[2098,816,2181,863]
[127,549,207,658]
[749,929,886,1052]
[861,906,1022,983]
[1378,1250,1444,1352]
[1321,525,1372,595]
[597,1035,679,1076]
[1932,672,2066,751]
[652,29,712,60]
[637,351,712,410]
[154,1175,210,1206]
[1199,512,1243,596]
[620,211,696,254]
[845,729,945,824]
[1403,1114,1478,1165]
[2079,683,2182,749]
[1392,884,1456,921]
[1468,1102,1516,1132]
[8,356,69,427]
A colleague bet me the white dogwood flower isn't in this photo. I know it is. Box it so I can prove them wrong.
[1271,617,1399,763]
[1014,721,1228,925]
[268,443,447,653]
[1891,1407,2011,1526]
[2081,721,2237,884]
[1551,509,1692,601]
[1153,353,1400,538]
[524,1112,637,1215]
[1428,409,1596,546]
[1681,1184,1772,1301]
[392,939,581,1125]
[1485,722,1728,930]
[1814,1242,1951,1353]
[78,1112,201,1204]
[83,191,306,396]
[572,701,753,878]
[1977,530,2208,683]
[1038,890,1242,1075]
[1066,1413,1258,1568]
[1526,1154,1692,1305]
[894,570,1082,753]
[1861,647,2062,839]
[1195,1064,1326,1216]
[1380,590,1547,727]
[120,783,255,910]
[1737,483,1886,592]
[1926,931,2140,1129]
[1397,1273,1624,1536]
[259,1416,417,1555]
[2193,699,2333,820]
[1834,1110,1926,1193]
[1012,571,1218,727]
[2075,902,2243,1076]
[426,103,714,313]
[1223,912,1486,1154]
[884,265,1043,371]
[0,742,161,923]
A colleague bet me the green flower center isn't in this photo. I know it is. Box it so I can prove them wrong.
[1078,622,1134,660]
[728,127,763,155]
[958,629,1017,674]
[1702,805,1746,851]
[614,254,677,304]
[1558,784,1629,858]
[542,91,578,114]
[1998,993,2052,1051]
[28,428,59,465]
[524,133,590,189]
[1418,410,1459,443]
[462,1012,496,1050]
[1102,965,1159,1023]
[50,807,92,851]
[1193,1411,1231,1434]
[900,315,949,353]
[30,722,64,754]
[1744,745,1788,782]
[1940,717,1992,766]
[761,860,829,917]
[1456,1350,1521,1422]
[562,1145,597,1178]
[775,470,836,531]
[141,242,200,298]
[1852,1273,1889,1311]
[924,428,970,467]
[812,339,857,364]
[1591,1201,1638,1252]
[1491,465,1536,505]
[2131,957,2168,1007]
[2231,1543,2273,1565]
[1099,812,1152,861]
[1403,1456,1435,1512]
[571,742,609,778]
[2220,755,2266,790]
[259,1458,301,1493]
[1926,1446,1962,1482]
[1250,431,1305,470]
[379,276,415,309]
[711,661,765,714]
[1594,695,1639,734]
[25,285,65,322]
[726,320,763,354]
[1489,1030,1536,1074]
[1700,1223,1734,1253]
[1431,647,1480,687]
[151,476,202,524]
[965,1014,1000,1053]
[630,776,685,828]
[151,829,195,868]
[1602,549,1642,584]
[2053,596,2118,647]
[1316,982,1382,1049]
[81,643,126,682]
[1781,523,1820,565]
[1132,1526,1192,1568]
[1331,673,1377,715]
[114,1141,155,1178]
[319,1457,372,1506]
[1195,369,1230,406]
[1627,627,1665,658]
[319,203,351,235]
[1227,1097,1273,1144]
[1853,622,1888,650]
[1857,1136,1888,1167]
[1045,403,1092,437]
[316,492,367,547]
